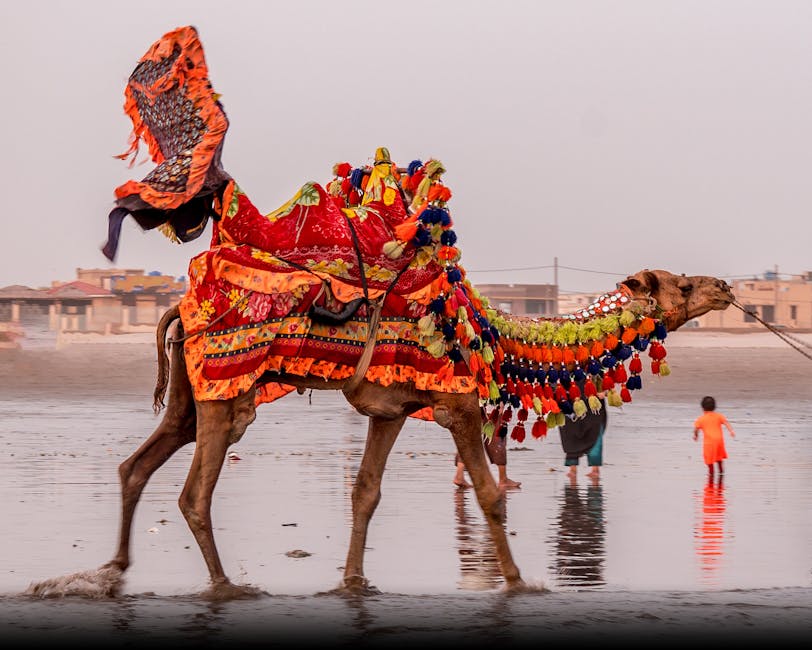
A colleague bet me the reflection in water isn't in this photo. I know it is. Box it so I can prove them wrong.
[551,478,606,588]
[694,476,727,586]
[453,489,504,591]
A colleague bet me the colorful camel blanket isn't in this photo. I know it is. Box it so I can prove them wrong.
[178,159,484,406]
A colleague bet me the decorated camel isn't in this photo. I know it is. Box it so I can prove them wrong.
[28,27,734,600]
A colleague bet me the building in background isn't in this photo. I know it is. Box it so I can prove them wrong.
[695,273,812,330]
[474,282,558,316]
[0,268,187,338]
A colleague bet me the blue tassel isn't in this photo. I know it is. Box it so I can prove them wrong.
[573,366,586,382]
[547,367,560,384]
[535,368,547,383]
[469,336,482,351]
[442,322,456,341]
[517,366,530,381]
[447,268,462,283]
[440,230,457,246]
[559,368,572,389]
[509,394,522,408]
[654,322,668,340]
[408,160,423,176]
[420,208,444,225]
[633,336,650,351]
[481,330,494,345]
[490,326,501,341]
[559,399,574,415]
[587,358,602,375]
[601,354,617,368]
[350,168,365,190]
[499,388,509,403]
[627,374,642,390]
[413,228,432,246]
[439,209,452,226]
[448,346,463,362]
[429,297,445,314]
[616,344,633,360]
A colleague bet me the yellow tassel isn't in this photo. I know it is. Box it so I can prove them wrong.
[532,396,543,414]
[482,420,495,441]
[426,337,447,358]
[607,389,623,407]
[382,240,406,259]
[488,380,500,400]
[481,343,494,365]
[545,412,558,429]
[588,395,603,414]
[619,310,636,327]
[417,314,436,337]
[659,361,671,376]
[556,412,567,428]
[464,322,476,341]
[457,306,468,322]
[572,398,587,419]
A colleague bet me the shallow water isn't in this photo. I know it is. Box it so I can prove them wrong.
[0,341,810,644]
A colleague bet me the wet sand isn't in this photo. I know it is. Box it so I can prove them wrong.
[0,330,810,646]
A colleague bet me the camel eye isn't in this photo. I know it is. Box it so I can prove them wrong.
[680,283,693,295]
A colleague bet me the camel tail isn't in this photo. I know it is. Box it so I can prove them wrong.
[153,305,181,413]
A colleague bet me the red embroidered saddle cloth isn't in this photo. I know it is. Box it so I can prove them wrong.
[179,177,476,406]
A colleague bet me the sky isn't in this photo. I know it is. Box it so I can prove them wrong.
[1,0,810,293]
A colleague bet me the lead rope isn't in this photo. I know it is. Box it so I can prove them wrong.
[730,300,812,361]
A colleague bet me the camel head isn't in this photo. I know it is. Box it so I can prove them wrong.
[619,269,734,331]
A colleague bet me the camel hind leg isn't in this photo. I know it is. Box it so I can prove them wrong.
[179,389,262,600]
[433,393,525,591]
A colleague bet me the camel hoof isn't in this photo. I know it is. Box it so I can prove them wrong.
[326,574,382,597]
[202,580,267,601]
[26,565,124,599]
[503,578,548,595]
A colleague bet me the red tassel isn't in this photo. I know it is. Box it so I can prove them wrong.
[583,379,598,397]
[517,407,529,422]
[569,384,581,400]
[651,360,661,374]
[543,384,554,399]
[531,418,548,439]
[602,375,615,391]
[613,363,628,384]
[620,387,632,403]
[511,423,526,443]
[629,353,643,374]
[555,384,568,401]
[503,406,513,422]
[648,341,667,360]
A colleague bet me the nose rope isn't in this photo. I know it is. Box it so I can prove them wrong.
[730,300,812,361]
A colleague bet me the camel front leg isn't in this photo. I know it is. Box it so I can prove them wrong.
[434,394,525,591]
[341,414,405,594]
[179,393,261,600]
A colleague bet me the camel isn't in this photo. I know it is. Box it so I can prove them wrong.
[27,268,734,600]
[26,27,736,600]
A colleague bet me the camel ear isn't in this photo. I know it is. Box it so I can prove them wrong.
[642,271,660,295]
[623,278,643,292]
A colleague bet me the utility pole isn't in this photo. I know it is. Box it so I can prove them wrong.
[554,257,559,315]
[774,263,779,323]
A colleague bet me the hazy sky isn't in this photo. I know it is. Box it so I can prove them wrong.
[1,0,810,293]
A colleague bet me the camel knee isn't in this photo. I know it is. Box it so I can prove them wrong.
[476,488,506,523]
[351,471,382,516]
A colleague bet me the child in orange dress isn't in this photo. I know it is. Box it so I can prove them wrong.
[693,396,736,479]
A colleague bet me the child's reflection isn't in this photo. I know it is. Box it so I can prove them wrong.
[552,477,606,588]
[453,489,504,591]
[695,476,726,585]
